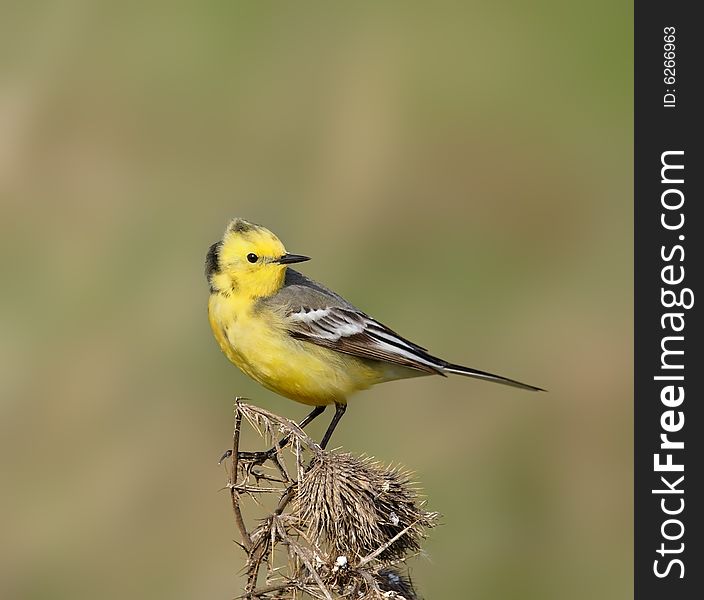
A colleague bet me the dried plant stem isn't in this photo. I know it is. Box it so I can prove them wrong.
[229,406,252,552]
[274,485,296,516]
[222,399,433,600]
[357,519,422,568]
[236,581,295,598]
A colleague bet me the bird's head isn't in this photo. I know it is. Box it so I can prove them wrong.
[205,218,309,298]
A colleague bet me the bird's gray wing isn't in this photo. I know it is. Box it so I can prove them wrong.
[259,269,445,374]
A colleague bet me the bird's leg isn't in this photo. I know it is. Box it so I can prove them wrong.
[220,405,326,464]
[268,405,326,453]
[319,402,347,450]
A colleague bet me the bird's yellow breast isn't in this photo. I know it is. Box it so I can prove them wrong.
[208,293,387,406]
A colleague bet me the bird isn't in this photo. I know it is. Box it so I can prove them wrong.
[206,217,542,451]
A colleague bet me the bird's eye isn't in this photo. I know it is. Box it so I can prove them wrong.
[246,253,258,263]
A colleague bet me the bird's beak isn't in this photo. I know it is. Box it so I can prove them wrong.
[275,253,311,265]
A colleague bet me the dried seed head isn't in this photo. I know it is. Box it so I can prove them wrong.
[297,452,438,562]
[227,402,437,599]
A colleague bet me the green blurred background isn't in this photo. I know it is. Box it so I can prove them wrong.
[1,2,632,599]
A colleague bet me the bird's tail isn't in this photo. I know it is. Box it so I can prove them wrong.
[442,363,544,392]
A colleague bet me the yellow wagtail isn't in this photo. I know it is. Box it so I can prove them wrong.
[206,218,542,450]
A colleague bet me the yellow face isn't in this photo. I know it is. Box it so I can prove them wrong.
[206,218,306,298]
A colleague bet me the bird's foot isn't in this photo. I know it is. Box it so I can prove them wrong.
[217,446,280,465]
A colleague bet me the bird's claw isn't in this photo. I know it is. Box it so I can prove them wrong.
[218,449,233,464]
[245,447,279,464]
[218,447,278,466]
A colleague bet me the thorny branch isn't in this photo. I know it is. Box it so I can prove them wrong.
[228,409,252,552]
[221,399,437,600]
